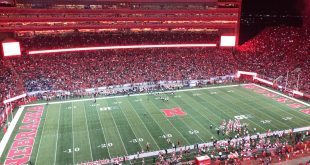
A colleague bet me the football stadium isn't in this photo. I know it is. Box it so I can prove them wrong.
[0,0,309,165]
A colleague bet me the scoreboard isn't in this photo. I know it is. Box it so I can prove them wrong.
[2,41,21,57]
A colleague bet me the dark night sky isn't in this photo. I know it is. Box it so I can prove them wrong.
[239,0,306,44]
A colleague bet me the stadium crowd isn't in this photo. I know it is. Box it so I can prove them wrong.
[0,25,309,164]
[154,129,310,165]
[19,32,218,50]
[236,26,310,94]
[1,26,310,123]
[9,48,236,92]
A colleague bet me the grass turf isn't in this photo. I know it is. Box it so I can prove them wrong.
[1,84,309,165]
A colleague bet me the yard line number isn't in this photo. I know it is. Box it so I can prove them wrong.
[188,130,199,135]
[159,134,172,139]
[64,147,80,153]
[234,114,253,120]
[260,120,271,124]
[98,143,113,148]
[129,138,143,143]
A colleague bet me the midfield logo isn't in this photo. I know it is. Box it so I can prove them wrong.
[162,107,186,117]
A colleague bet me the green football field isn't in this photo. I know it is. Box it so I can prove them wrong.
[1,83,309,165]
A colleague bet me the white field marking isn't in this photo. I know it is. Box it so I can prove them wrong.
[210,92,217,94]
[227,90,234,93]
[159,134,172,139]
[138,100,172,145]
[188,130,199,135]
[134,99,142,102]
[260,120,271,124]
[0,106,25,157]
[25,84,243,107]
[108,104,129,156]
[176,118,204,143]
[125,99,160,150]
[167,96,207,142]
[199,88,268,132]
[192,93,202,96]
[241,84,310,128]
[253,84,310,107]
[35,105,49,163]
[174,95,181,98]
[129,138,143,143]
[282,117,293,121]
[173,93,219,140]
[98,143,113,148]
[79,125,310,164]
[116,103,144,149]
[90,103,100,107]
[100,107,112,111]
[147,100,191,145]
[53,104,62,165]
[0,85,239,160]
[252,84,310,121]
[82,101,94,161]
[113,101,122,104]
[71,102,75,164]
[236,89,301,128]
[94,102,112,158]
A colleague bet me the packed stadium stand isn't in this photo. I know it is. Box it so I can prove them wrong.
[1,26,310,123]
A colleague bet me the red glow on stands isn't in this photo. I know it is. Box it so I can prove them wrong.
[28,44,217,55]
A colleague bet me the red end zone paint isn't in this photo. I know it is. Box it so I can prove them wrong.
[4,105,44,165]
[287,103,304,109]
[243,85,306,111]
[28,44,217,55]
[300,108,310,115]
[162,107,186,117]
[242,84,256,89]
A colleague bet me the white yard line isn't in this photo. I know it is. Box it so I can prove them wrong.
[168,98,213,142]
[53,104,62,165]
[125,99,161,150]
[0,106,25,157]
[71,102,75,164]
[109,108,129,156]
[149,100,191,145]
[34,105,48,163]
[120,108,144,150]
[94,103,112,158]
[147,101,191,144]
[138,101,172,145]
[82,101,94,161]
[80,125,310,164]
[25,84,242,107]
[253,84,310,107]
